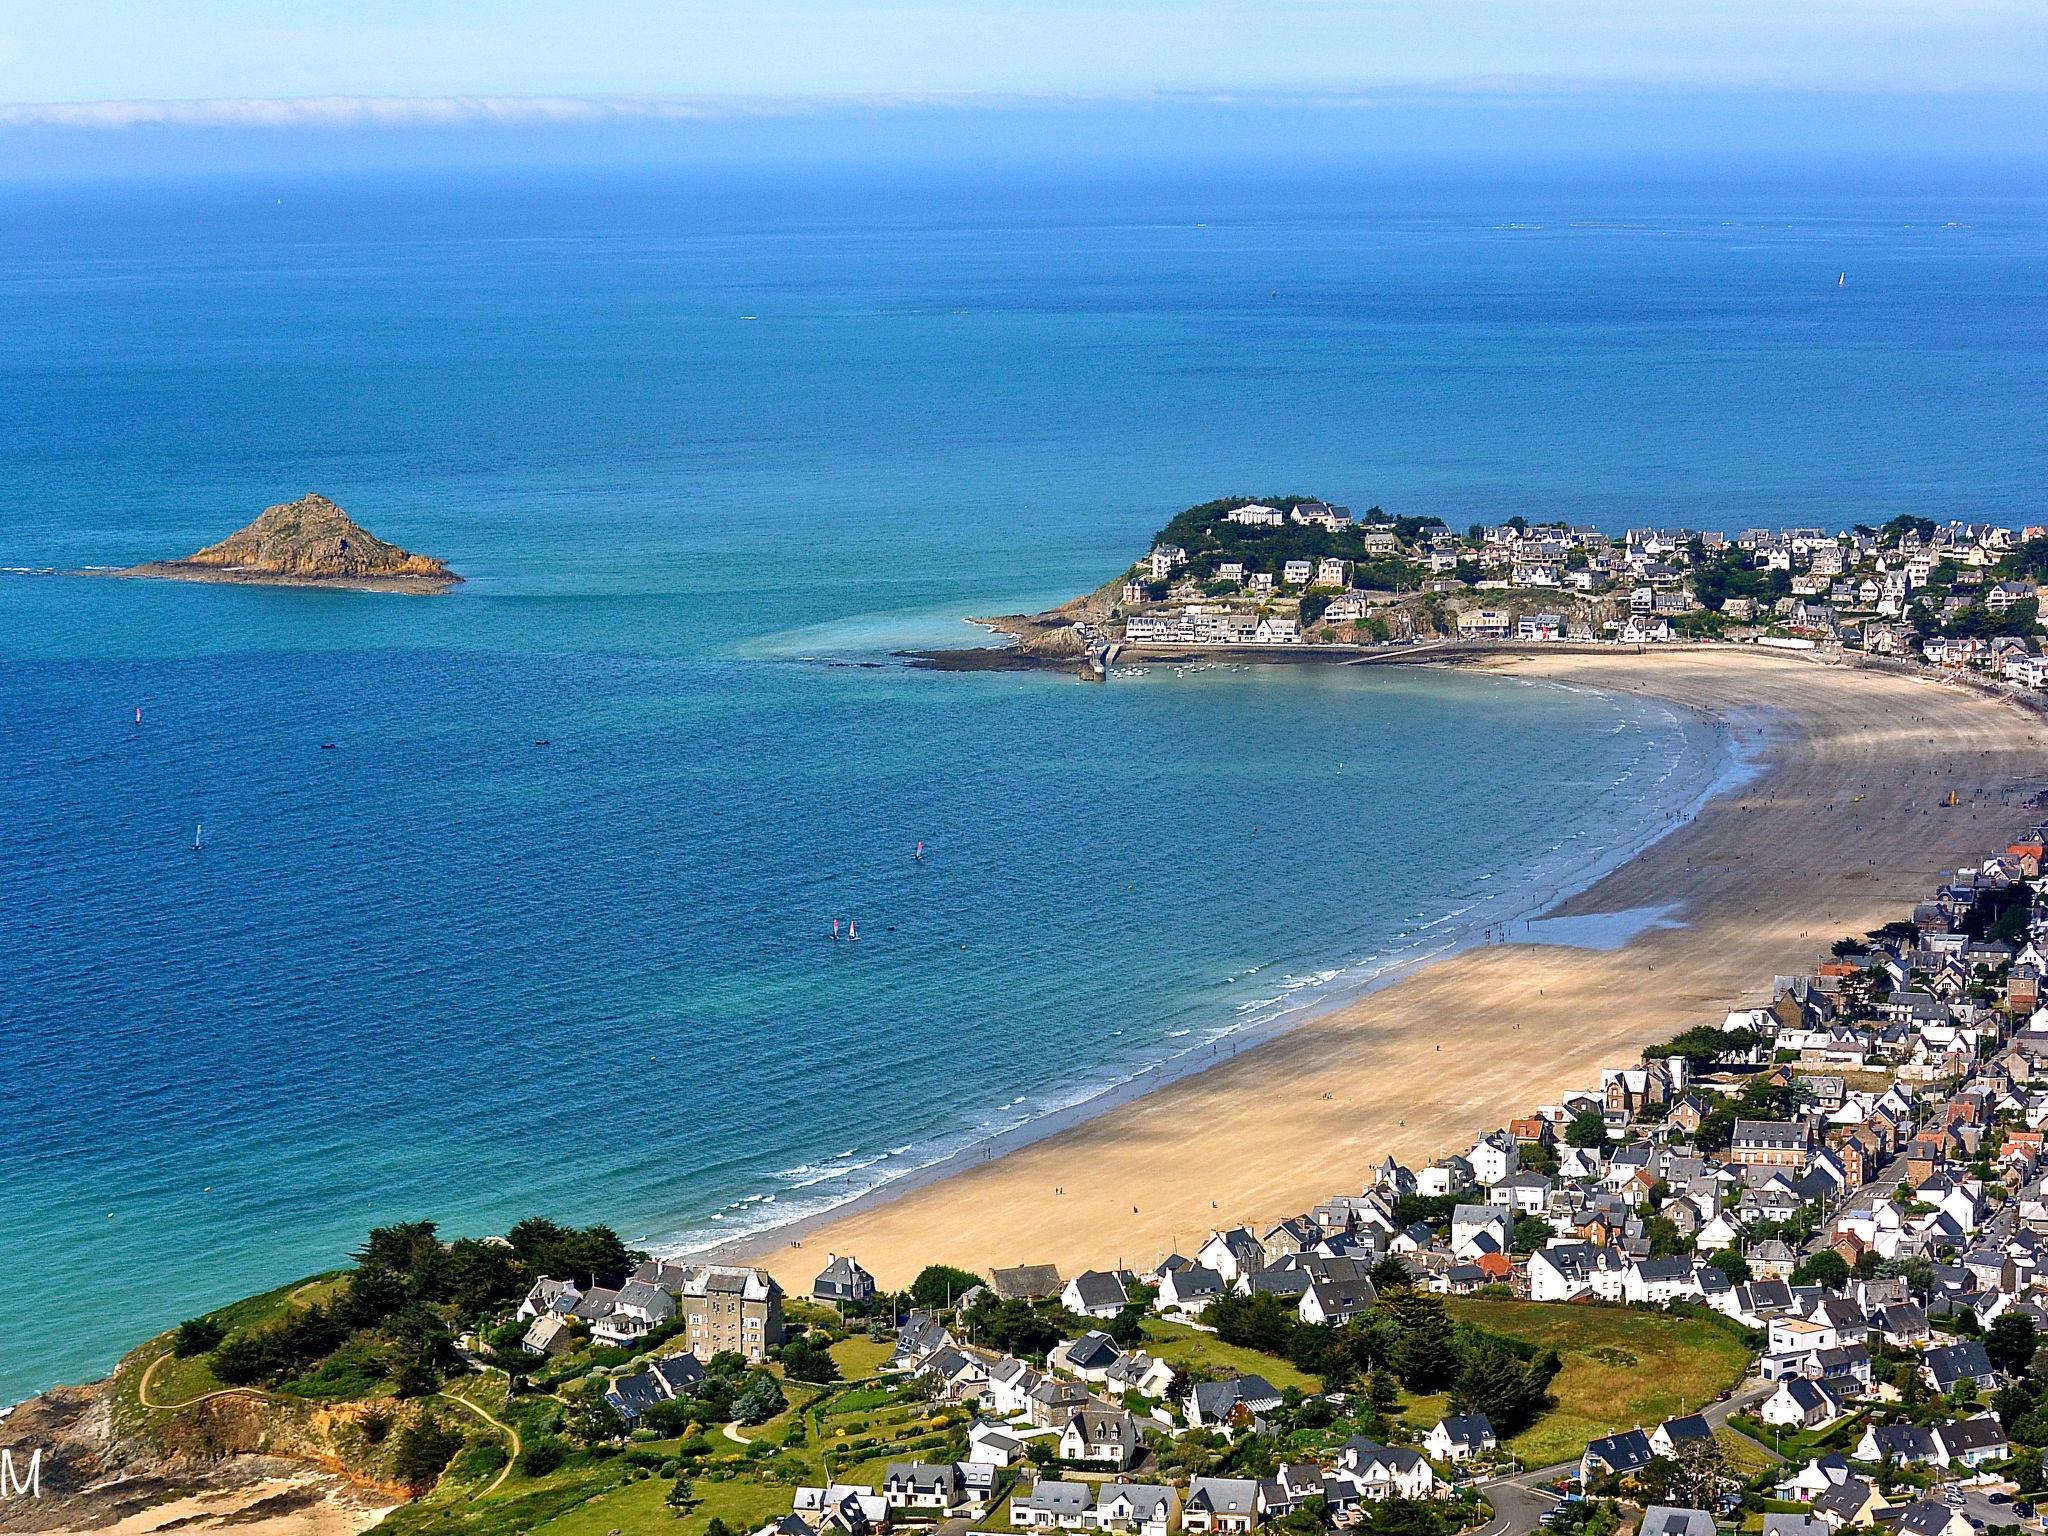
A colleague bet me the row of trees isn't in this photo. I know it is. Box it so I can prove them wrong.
[190,1217,641,1396]
[1207,1283,1559,1436]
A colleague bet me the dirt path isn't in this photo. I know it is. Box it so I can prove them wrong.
[438,1387,521,1498]
[136,1350,269,1412]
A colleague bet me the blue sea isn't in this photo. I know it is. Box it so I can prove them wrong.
[3,158,2046,1404]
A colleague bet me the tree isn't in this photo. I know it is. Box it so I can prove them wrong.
[1566,1111,1609,1148]
[1355,1496,1453,1536]
[732,1372,787,1426]
[1369,1257,1413,1294]
[391,1414,465,1494]
[908,1264,983,1311]
[1271,1497,1333,1536]
[1450,1339,1551,1436]
[1382,1290,1458,1393]
[516,1437,567,1478]
[1989,1312,2040,1380]
[1791,1251,1850,1289]
[780,1338,841,1384]
[1511,1216,1554,1254]
[568,1390,627,1445]
[209,1330,277,1385]
[1705,1249,1751,1285]
[173,1317,225,1357]
[1655,1437,1728,1508]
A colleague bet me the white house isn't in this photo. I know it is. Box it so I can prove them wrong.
[1198,1229,1265,1287]
[1759,1378,1845,1431]
[1061,1271,1131,1319]
[1424,1415,1497,1464]
[1091,1484,1178,1536]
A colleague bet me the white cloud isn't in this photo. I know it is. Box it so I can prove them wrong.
[0,92,998,131]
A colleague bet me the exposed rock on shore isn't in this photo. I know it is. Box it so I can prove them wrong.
[121,494,460,594]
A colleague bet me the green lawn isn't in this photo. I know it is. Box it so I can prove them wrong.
[529,1471,796,1536]
[1139,1318,1318,1392]
[1445,1299,1751,1469]
[112,1270,352,1426]
[829,1335,896,1380]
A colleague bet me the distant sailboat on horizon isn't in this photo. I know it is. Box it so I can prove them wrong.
[191,822,203,851]
[1839,273,1847,286]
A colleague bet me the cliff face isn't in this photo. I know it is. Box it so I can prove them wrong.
[171,493,457,584]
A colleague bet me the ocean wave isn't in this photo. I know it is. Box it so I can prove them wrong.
[650,683,1748,1265]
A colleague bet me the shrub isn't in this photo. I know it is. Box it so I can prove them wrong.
[517,1437,568,1478]
[173,1317,225,1357]
[391,1415,465,1494]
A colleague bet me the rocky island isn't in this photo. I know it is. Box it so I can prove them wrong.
[121,493,460,594]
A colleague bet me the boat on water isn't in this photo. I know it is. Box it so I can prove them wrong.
[191,822,203,851]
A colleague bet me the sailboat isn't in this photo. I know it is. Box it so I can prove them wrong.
[133,706,142,726]
[1838,273,1847,287]
[191,822,203,851]
[914,840,925,862]
[847,919,860,942]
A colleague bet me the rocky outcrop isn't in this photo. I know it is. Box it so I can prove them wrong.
[123,494,459,593]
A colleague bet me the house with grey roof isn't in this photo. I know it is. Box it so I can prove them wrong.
[1580,1428,1655,1484]
[1183,1477,1262,1533]
[812,1253,876,1306]
[1923,1339,1998,1394]
[1092,1484,1178,1536]
[1187,1375,1283,1430]
[1157,1263,1225,1318]
[1057,1405,1140,1470]
[1933,1414,2009,1468]
[1639,1507,1717,1536]
[1891,1501,1975,1536]
[1062,1269,1132,1318]
[1053,1330,1125,1382]
[991,1263,1065,1302]
[1010,1479,1093,1531]
[1424,1414,1496,1463]
[881,1462,964,1514]
[1854,1422,1939,1466]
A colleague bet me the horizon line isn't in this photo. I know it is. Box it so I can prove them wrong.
[2,80,2035,133]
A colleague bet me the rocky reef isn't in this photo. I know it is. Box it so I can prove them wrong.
[122,494,460,593]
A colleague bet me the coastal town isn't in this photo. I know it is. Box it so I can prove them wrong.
[29,809,2048,1536]
[1036,498,2048,688]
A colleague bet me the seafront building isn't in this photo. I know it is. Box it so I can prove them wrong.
[1092,503,2048,691]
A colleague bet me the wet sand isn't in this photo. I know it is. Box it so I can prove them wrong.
[748,648,2044,1286]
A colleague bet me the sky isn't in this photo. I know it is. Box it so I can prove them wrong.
[3,1,2047,176]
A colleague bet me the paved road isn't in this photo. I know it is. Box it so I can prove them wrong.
[1472,1475,1566,1536]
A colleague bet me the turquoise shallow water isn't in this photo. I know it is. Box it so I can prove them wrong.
[2,158,2044,1402]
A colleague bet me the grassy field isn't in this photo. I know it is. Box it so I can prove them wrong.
[1445,1299,1751,1469]
[529,1470,793,1536]
[828,1334,896,1380]
[1717,1427,1780,1480]
[111,1271,351,1425]
[1139,1318,1318,1392]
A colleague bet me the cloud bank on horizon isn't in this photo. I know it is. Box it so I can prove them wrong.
[3,0,2047,123]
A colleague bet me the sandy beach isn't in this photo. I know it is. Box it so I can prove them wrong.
[747,648,2046,1288]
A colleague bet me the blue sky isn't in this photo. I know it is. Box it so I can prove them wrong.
[6,0,2047,107]
[3,2,2046,174]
